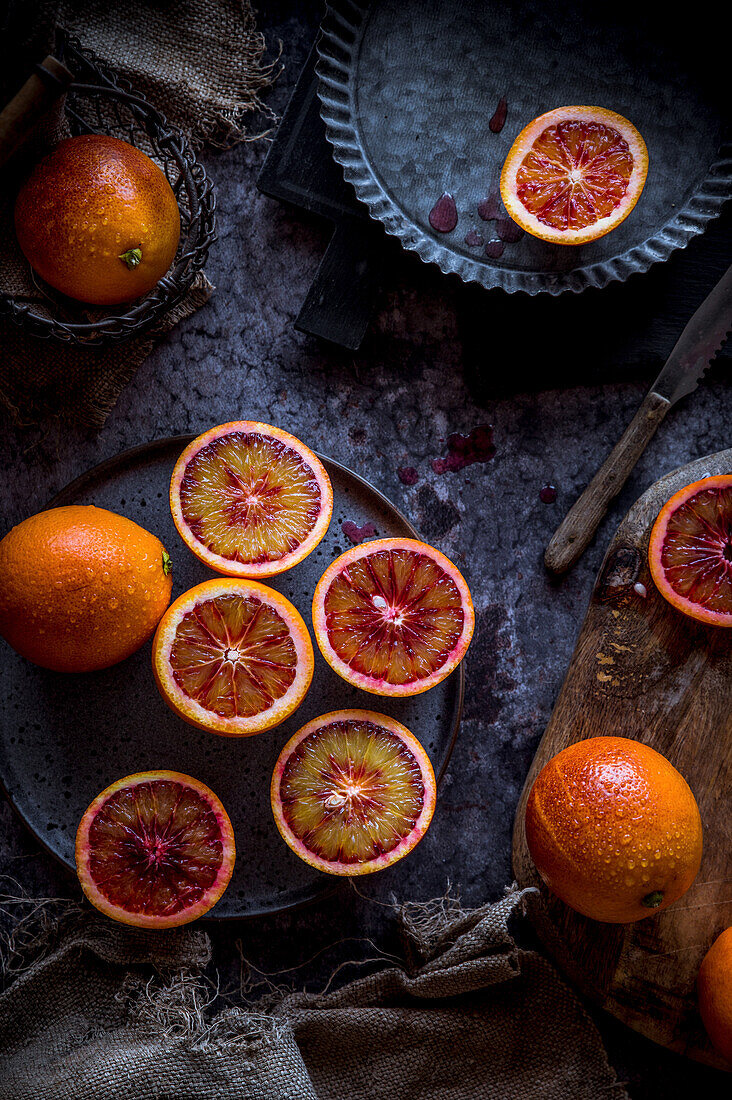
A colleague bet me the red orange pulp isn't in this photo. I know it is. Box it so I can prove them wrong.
[76,770,235,928]
[500,106,648,244]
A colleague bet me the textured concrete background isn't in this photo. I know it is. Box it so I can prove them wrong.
[0,4,729,1097]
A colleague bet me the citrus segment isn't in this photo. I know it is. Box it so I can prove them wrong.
[648,475,732,627]
[271,710,436,875]
[500,106,648,244]
[75,771,235,928]
[312,538,474,696]
[170,422,333,578]
[525,737,703,924]
[0,505,172,673]
[152,579,314,736]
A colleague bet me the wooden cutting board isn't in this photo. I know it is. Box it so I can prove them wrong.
[513,449,732,1070]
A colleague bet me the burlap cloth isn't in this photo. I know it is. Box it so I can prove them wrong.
[0,886,629,1099]
[0,1,277,429]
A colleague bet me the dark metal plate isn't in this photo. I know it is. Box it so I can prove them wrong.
[317,0,731,294]
[0,438,462,919]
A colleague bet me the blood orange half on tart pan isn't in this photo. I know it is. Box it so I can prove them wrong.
[500,106,648,245]
[271,710,436,875]
[76,770,235,928]
[312,538,474,696]
[170,422,333,578]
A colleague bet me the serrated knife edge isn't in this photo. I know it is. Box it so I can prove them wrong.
[651,265,732,404]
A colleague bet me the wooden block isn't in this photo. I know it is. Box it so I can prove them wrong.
[512,448,732,1070]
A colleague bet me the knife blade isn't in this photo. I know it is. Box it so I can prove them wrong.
[651,264,732,404]
[544,265,732,574]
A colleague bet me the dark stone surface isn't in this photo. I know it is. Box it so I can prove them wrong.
[0,4,729,1097]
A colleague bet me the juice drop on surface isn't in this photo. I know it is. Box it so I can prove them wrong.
[489,96,508,134]
[496,217,523,243]
[484,239,504,259]
[478,193,501,221]
[428,192,458,233]
[397,467,419,486]
[341,520,377,546]
[432,425,495,474]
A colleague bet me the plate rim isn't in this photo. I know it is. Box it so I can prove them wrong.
[316,0,732,296]
[0,435,464,921]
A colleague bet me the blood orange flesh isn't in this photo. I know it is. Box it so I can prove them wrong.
[312,538,474,696]
[170,422,333,578]
[75,771,235,928]
[152,579,314,736]
[648,475,732,626]
[500,106,648,244]
[271,710,436,875]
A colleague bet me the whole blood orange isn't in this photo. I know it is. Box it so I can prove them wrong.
[648,475,732,627]
[312,538,474,696]
[525,737,702,923]
[271,710,436,875]
[500,106,648,244]
[152,578,314,736]
[76,771,235,928]
[697,928,732,1064]
[14,135,180,304]
[0,505,172,672]
[170,422,333,578]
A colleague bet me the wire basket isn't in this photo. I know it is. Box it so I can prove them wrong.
[0,35,216,346]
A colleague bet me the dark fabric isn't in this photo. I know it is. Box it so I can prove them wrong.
[0,888,629,1100]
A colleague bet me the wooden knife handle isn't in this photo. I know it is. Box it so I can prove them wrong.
[0,56,74,168]
[544,390,671,574]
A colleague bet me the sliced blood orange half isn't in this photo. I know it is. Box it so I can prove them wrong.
[648,475,732,627]
[271,710,436,875]
[152,579,314,736]
[312,538,474,696]
[500,106,648,245]
[170,422,333,578]
[75,771,235,928]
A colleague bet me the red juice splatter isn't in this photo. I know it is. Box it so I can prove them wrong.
[484,239,504,259]
[432,426,495,474]
[489,96,507,134]
[429,192,458,233]
[478,192,501,221]
[464,229,484,247]
[397,466,419,486]
[496,217,523,243]
[341,520,377,545]
[539,485,557,504]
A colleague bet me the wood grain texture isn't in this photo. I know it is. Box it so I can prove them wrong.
[0,56,73,167]
[544,390,670,574]
[513,449,732,1070]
